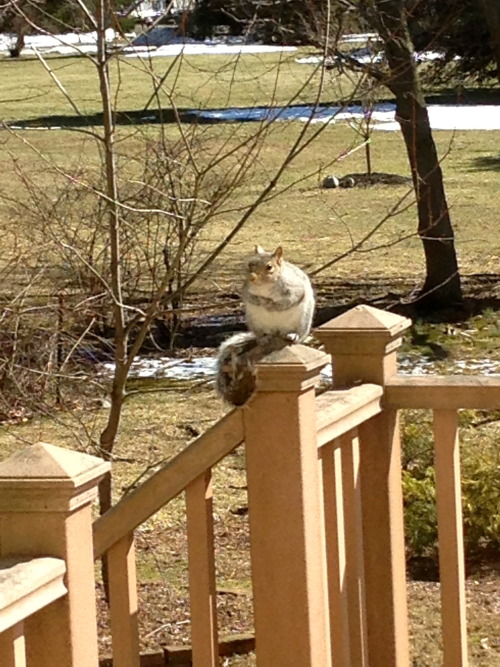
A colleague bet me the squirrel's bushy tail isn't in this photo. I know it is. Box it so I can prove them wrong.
[216,332,290,406]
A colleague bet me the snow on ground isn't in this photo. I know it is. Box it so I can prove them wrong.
[102,353,500,382]
[195,102,500,131]
[296,49,447,67]
[101,356,216,381]
[124,43,297,58]
[0,29,116,56]
[0,27,297,58]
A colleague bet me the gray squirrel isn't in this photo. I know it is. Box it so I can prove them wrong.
[216,246,315,405]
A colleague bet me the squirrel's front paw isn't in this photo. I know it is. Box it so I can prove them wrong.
[285,333,300,343]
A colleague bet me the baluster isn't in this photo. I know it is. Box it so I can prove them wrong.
[185,470,218,667]
[433,409,468,666]
[321,439,350,667]
[0,622,26,667]
[108,532,140,667]
[340,430,368,666]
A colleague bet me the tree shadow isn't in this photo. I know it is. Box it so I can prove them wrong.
[3,86,500,131]
[425,87,500,106]
[3,107,208,129]
[469,154,500,172]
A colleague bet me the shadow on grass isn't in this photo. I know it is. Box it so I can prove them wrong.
[469,154,500,172]
[3,87,500,130]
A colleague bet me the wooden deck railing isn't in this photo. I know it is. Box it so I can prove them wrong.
[0,556,67,665]
[1,304,498,667]
[0,442,110,666]
[92,409,244,667]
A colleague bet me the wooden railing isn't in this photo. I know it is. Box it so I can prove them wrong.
[92,409,245,667]
[0,556,67,664]
[1,304,498,667]
[0,442,110,666]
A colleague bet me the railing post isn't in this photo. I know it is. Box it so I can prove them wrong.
[0,442,110,667]
[243,344,331,667]
[316,305,412,667]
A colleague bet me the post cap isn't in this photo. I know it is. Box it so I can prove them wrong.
[0,443,110,512]
[254,344,329,392]
[315,305,411,356]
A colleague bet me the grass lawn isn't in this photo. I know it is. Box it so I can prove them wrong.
[0,50,499,664]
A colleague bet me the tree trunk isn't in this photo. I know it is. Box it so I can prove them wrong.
[9,17,26,58]
[370,0,463,311]
[480,0,500,82]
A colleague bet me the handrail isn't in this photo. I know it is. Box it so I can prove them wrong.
[385,375,500,409]
[93,409,244,559]
[316,384,383,447]
[0,556,67,633]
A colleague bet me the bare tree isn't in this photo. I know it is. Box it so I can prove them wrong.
[365,0,462,310]
[284,0,464,310]
[0,0,343,525]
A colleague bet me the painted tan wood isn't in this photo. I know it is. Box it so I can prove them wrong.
[316,384,383,448]
[244,345,331,667]
[0,442,110,513]
[0,622,26,667]
[358,412,409,667]
[315,305,410,388]
[94,409,244,559]
[185,471,218,667]
[317,307,410,667]
[320,441,350,667]
[386,375,500,409]
[0,557,66,633]
[108,532,140,667]
[433,410,468,667]
[0,444,109,667]
[340,431,368,667]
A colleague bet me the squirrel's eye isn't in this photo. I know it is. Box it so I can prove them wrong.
[266,263,273,271]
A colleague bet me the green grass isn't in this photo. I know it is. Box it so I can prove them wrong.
[0,49,348,122]
[1,51,500,287]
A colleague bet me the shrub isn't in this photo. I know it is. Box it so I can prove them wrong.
[401,411,500,567]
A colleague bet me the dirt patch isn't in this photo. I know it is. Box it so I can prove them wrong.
[343,171,413,187]
[322,171,412,189]
[96,567,500,665]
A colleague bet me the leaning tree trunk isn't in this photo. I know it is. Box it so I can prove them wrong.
[371,0,463,311]
[480,0,500,83]
[9,17,26,58]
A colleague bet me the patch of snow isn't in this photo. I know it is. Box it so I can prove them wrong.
[374,105,500,131]
[296,48,451,68]
[194,102,500,132]
[131,26,185,47]
[0,28,116,56]
[124,42,297,58]
[295,55,323,65]
[0,28,115,49]
[101,355,216,381]
[416,51,443,62]
[101,351,500,387]
[341,33,380,44]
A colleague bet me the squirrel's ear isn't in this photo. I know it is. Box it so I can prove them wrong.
[254,245,265,255]
[273,246,283,264]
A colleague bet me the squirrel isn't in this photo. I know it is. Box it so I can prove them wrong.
[216,246,315,405]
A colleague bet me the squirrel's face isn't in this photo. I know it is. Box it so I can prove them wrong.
[246,246,283,285]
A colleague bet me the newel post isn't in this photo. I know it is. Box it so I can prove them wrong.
[243,345,331,667]
[316,305,412,667]
[0,443,110,667]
